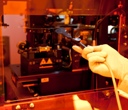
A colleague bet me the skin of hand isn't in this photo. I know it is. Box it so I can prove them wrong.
[72,44,128,80]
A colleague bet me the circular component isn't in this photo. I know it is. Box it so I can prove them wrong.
[29,102,35,108]
[15,105,21,110]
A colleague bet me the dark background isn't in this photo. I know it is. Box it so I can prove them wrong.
[25,0,128,24]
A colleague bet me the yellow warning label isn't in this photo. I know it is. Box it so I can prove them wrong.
[40,58,53,65]
[40,58,47,65]
[47,58,53,64]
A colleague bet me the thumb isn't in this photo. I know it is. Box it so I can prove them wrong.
[72,45,83,54]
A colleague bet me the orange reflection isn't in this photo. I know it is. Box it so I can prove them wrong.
[3,1,27,14]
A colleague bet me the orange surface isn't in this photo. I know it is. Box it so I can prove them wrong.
[3,1,27,14]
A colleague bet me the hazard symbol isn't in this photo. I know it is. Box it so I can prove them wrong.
[40,58,47,65]
[40,58,53,65]
[47,58,53,64]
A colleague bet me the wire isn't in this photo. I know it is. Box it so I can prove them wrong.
[92,4,126,109]
[62,49,72,68]
[105,62,122,110]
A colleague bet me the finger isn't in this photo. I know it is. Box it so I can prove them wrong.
[89,63,110,77]
[72,45,83,54]
[92,45,102,52]
[88,55,106,63]
[88,56,106,72]
[88,56,108,76]
[86,52,107,60]
[82,46,94,55]
[82,45,102,56]
[79,46,94,59]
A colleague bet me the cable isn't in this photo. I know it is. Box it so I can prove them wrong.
[62,49,72,68]
[105,62,122,110]
[92,3,125,109]
[55,20,123,109]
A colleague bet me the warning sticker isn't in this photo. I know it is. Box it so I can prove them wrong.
[40,58,47,65]
[39,58,53,68]
[40,58,53,65]
[47,58,53,64]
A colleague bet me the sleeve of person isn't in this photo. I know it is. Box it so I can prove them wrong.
[118,74,128,98]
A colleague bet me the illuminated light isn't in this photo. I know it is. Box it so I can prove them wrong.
[15,105,21,110]
[72,95,93,110]
[39,65,53,68]
[39,46,51,52]
[124,35,128,39]
[33,61,35,65]
[29,62,33,65]
[0,81,2,85]
[122,24,125,26]
[123,42,127,46]
[41,78,49,83]
[57,45,60,49]
[29,103,35,108]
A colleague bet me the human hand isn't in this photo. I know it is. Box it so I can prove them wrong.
[72,44,128,80]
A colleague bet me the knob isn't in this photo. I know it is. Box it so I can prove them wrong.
[124,35,128,39]
[15,105,21,110]
[29,103,35,108]
[123,42,127,46]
